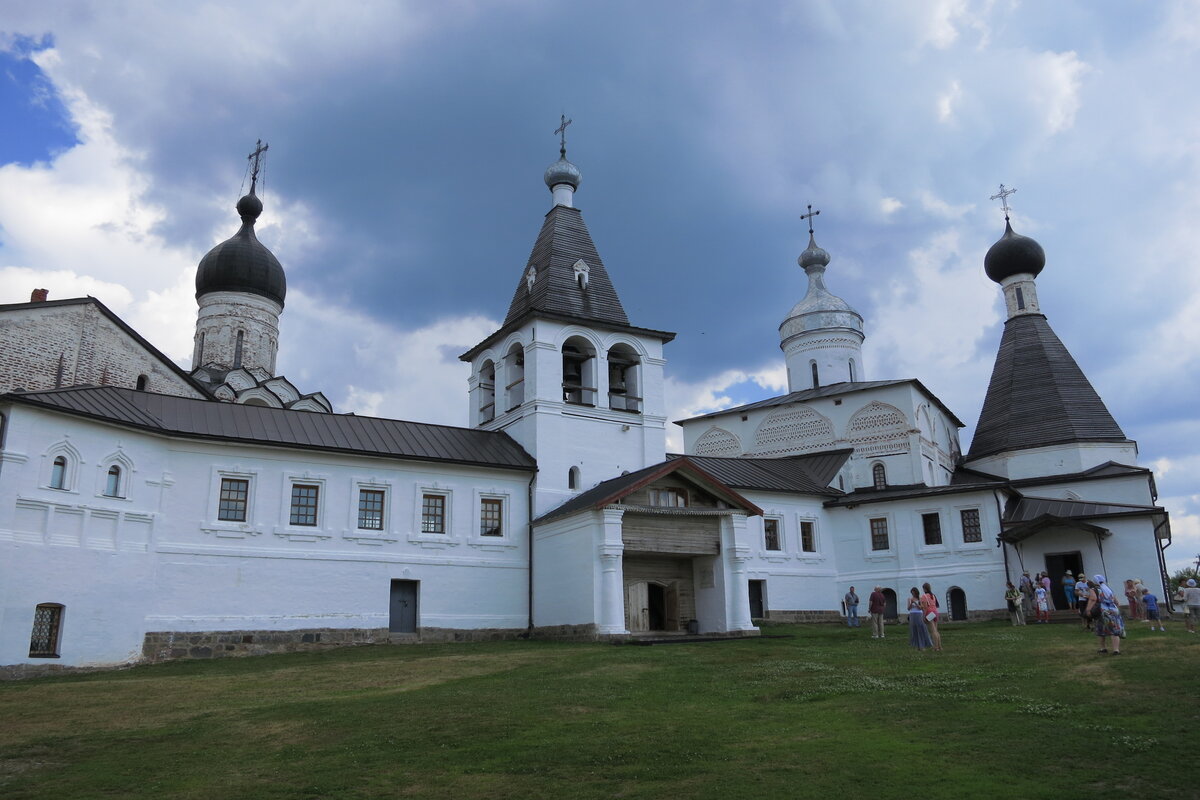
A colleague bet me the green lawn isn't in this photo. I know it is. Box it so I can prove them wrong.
[1,620,1196,798]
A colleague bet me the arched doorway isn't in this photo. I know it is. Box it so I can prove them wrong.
[948,587,967,621]
[881,588,898,621]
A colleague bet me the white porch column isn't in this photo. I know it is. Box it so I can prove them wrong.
[597,507,627,634]
[723,512,757,632]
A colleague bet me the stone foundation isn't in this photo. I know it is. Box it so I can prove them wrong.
[141,627,391,663]
[760,610,846,624]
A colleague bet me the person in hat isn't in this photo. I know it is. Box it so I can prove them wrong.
[1063,571,1076,612]
[1019,571,1034,617]
[1086,575,1124,654]
[1182,578,1200,634]
[1074,572,1090,630]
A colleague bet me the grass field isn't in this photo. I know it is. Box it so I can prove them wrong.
[1,619,1197,799]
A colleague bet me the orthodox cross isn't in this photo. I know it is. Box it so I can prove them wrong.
[554,114,573,156]
[989,184,1016,219]
[800,204,821,236]
[247,139,269,194]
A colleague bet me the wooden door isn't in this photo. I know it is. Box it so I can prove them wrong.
[389,580,418,633]
[625,581,648,632]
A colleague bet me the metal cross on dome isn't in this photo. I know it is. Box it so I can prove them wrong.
[990,184,1016,219]
[800,204,821,236]
[247,139,269,194]
[554,114,573,155]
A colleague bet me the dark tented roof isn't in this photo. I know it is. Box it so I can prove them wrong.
[4,386,535,471]
[967,314,1128,461]
[503,204,628,328]
[673,451,851,496]
[677,379,965,427]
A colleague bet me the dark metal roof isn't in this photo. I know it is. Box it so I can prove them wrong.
[504,204,628,328]
[1003,495,1164,525]
[824,478,1004,507]
[967,314,1128,461]
[3,386,535,471]
[535,457,764,525]
[0,296,212,397]
[195,195,286,307]
[1000,516,1111,544]
[674,450,851,496]
[677,379,965,427]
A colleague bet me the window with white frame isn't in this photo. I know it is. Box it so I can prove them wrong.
[869,517,889,551]
[921,513,942,546]
[800,520,816,553]
[872,463,887,490]
[358,488,385,530]
[764,518,781,551]
[49,456,68,490]
[103,465,123,498]
[480,497,503,537]
[960,508,982,543]
[422,493,447,533]
[218,477,250,522]
[289,483,320,527]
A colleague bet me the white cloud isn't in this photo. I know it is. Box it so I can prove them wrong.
[1029,50,1089,135]
[937,79,963,122]
[918,190,973,219]
[880,196,904,216]
[664,364,787,451]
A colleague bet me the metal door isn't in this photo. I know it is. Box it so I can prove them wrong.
[389,580,418,633]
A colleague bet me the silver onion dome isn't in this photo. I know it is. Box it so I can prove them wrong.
[544,154,582,190]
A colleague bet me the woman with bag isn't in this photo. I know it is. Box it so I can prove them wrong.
[1087,575,1124,655]
[907,587,934,651]
[920,582,943,651]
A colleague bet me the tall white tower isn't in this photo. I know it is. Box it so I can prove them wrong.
[460,120,675,515]
[779,207,865,391]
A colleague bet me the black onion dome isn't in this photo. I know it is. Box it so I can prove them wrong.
[195,193,286,307]
[984,220,1045,284]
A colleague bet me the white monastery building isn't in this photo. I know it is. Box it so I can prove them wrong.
[0,138,1173,671]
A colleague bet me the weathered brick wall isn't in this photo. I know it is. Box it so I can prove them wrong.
[760,610,845,624]
[0,302,204,398]
[141,628,391,662]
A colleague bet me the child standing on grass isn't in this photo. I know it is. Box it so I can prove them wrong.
[1142,588,1164,631]
[1035,585,1050,623]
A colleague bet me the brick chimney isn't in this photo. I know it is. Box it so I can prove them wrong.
[30,289,49,302]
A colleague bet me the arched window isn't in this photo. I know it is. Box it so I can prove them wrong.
[872,462,887,490]
[562,336,596,405]
[234,330,245,368]
[607,343,641,413]
[478,360,496,423]
[104,465,122,498]
[196,331,206,366]
[848,359,856,382]
[568,466,580,490]
[1015,287,1026,310]
[810,361,819,389]
[50,456,67,490]
[504,344,525,411]
[136,374,148,391]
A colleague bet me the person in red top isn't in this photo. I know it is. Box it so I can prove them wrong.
[868,586,887,639]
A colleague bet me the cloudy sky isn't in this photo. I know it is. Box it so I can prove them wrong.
[1,1,1198,571]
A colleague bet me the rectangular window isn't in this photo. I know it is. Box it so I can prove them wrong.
[218,478,249,522]
[289,483,320,527]
[800,520,816,552]
[480,498,503,537]
[764,518,781,551]
[358,489,385,530]
[29,604,63,658]
[870,518,889,551]
[961,508,982,543]
[649,487,688,507]
[422,493,446,533]
[922,513,942,546]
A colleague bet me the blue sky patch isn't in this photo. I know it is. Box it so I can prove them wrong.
[0,35,78,166]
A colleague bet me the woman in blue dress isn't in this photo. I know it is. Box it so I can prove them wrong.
[907,587,934,651]
[1087,575,1124,655]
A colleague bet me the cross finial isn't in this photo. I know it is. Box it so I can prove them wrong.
[990,183,1016,220]
[554,114,573,157]
[247,139,269,195]
[800,204,821,236]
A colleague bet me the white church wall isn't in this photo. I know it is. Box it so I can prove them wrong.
[532,511,601,628]
[1015,474,1156,507]
[966,440,1140,481]
[741,491,839,615]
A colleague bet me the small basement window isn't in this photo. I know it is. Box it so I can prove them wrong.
[29,604,64,658]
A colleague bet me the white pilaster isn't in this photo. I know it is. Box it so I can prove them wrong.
[722,512,757,632]
[597,508,627,634]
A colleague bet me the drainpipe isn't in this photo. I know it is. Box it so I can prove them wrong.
[526,469,538,634]
[992,489,1010,581]
[1154,516,1172,613]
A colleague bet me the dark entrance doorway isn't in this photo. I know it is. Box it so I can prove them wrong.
[1044,551,1083,610]
[749,580,765,619]
[647,583,666,630]
[948,587,967,621]
[389,580,418,633]
[881,588,899,621]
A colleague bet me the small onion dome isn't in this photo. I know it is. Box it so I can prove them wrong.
[984,219,1045,283]
[798,232,831,269]
[195,192,286,307]
[544,153,582,191]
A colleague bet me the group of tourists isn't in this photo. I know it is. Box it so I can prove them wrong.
[847,584,944,652]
